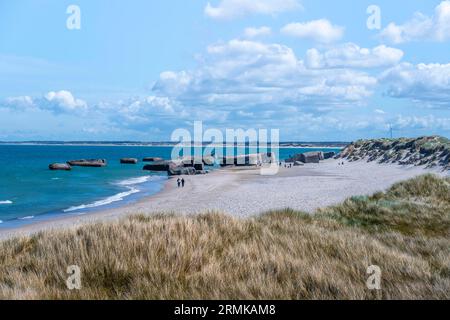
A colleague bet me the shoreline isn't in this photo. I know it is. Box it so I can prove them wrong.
[0,174,168,229]
[0,159,448,240]
[0,174,177,240]
[0,144,342,235]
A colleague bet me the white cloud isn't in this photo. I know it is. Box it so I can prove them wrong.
[283,112,450,135]
[374,109,386,114]
[153,71,193,96]
[45,90,87,111]
[102,95,192,131]
[381,62,450,107]
[281,19,344,43]
[4,96,35,109]
[244,26,272,38]
[305,43,404,69]
[393,114,450,130]
[153,39,377,112]
[205,0,301,20]
[4,90,87,114]
[380,1,450,43]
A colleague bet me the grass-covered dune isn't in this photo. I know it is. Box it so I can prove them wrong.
[0,174,449,300]
[339,136,450,170]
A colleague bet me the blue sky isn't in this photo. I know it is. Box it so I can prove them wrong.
[0,0,449,141]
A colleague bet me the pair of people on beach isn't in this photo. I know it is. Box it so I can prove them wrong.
[177,178,185,188]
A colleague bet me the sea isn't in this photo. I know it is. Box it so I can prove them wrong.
[0,145,341,228]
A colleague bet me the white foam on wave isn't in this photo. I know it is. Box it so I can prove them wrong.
[63,175,166,213]
[64,187,140,213]
[19,216,34,220]
[115,175,164,186]
[0,200,12,205]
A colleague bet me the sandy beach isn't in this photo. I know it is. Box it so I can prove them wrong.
[0,159,448,240]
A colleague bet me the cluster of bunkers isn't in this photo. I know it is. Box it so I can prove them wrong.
[48,151,335,176]
[284,151,336,165]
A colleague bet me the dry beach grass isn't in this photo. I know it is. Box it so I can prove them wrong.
[0,174,448,300]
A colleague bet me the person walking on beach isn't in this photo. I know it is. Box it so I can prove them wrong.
[181,178,185,188]
[177,178,181,188]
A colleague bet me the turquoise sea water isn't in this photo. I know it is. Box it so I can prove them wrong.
[0,145,340,228]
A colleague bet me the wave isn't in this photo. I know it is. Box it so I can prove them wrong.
[0,200,12,205]
[64,187,140,213]
[63,175,166,213]
[19,216,34,220]
[115,175,165,186]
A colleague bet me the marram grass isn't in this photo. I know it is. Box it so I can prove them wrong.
[0,174,449,300]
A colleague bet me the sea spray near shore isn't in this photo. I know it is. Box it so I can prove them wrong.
[64,175,167,213]
[64,187,140,213]
[18,216,34,220]
[0,201,12,205]
[115,175,164,186]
